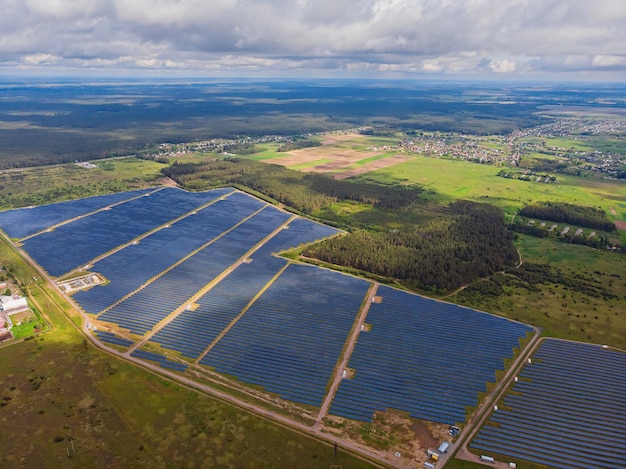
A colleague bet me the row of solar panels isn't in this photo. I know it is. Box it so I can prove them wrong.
[470,339,626,469]
[23,187,235,276]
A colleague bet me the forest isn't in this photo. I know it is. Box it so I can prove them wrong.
[519,202,615,231]
[304,200,517,292]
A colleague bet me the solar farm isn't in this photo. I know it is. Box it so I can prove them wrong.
[0,186,535,430]
[470,338,626,469]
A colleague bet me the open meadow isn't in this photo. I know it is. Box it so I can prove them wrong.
[0,158,167,211]
[353,155,626,223]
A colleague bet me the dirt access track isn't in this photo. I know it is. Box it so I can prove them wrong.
[267,132,413,179]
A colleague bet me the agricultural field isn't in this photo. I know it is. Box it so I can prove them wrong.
[243,132,412,179]
[0,80,625,469]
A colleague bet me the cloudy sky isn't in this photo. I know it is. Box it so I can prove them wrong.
[1,0,626,79]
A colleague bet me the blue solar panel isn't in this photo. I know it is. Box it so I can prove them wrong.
[200,264,371,407]
[329,285,533,425]
[97,206,292,335]
[0,188,156,239]
[470,339,626,469]
[73,191,267,314]
[93,329,134,348]
[151,253,288,358]
[22,187,234,276]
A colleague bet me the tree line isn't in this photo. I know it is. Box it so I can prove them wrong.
[519,202,615,231]
[508,222,613,250]
[165,158,519,292]
[162,158,423,213]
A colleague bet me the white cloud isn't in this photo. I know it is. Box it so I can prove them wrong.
[489,59,517,73]
[21,53,59,65]
[0,0,625,78]
[591,55,626,68]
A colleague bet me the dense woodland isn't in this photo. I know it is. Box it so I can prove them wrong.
[163,158,422,213]
[304,201,517,292]
[519,202,615,231]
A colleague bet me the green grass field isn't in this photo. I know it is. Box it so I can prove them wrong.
[355,155,626,222]
[0,157,167,210]
[452,234,626,348]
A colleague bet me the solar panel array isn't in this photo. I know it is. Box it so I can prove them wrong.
[97,206,292,335]
[93,329,134,348]
[73,192,266,314]
[21,187,234,276]
[200,264,371,406]
[150,218,342,359]
[131,349,188,372]
[2,187,540,421]
[329,285,533,424]
[0,188,155,239]
[470,339,626,469]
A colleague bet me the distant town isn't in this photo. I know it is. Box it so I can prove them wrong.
[140,118,626,178]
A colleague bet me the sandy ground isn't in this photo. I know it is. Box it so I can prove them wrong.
[265,132,412,178]
[332,154,413,179]
[272,147,383,167]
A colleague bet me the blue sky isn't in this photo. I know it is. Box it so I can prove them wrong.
[1,0,626,79]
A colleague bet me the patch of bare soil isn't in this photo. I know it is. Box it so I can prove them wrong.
[157,177,179,187]
[322,410,449,469]
[615,220,626,230]
[272,147,384,168]
[320,132,367,145]
[332,154,413,179]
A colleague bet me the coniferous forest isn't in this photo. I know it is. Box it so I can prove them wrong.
[304,200,517,292]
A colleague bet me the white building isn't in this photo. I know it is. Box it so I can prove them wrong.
[0,295,28,312]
